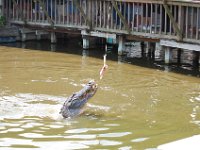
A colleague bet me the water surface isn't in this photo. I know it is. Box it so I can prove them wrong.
[0,45,200,150]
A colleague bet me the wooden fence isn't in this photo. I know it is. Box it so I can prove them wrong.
[2,0,200,44]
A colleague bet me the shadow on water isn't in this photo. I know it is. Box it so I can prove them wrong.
[1,37,199,77]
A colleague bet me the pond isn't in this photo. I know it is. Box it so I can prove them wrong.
[0,41,200,150]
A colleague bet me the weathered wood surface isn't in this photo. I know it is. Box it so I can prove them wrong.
[2,0,200,45]
[0,26,19,37]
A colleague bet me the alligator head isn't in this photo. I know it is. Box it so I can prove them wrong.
[60,80,98,118]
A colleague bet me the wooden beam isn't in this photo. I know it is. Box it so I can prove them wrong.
[74,0,92,30]
[111,0,131,33]
[126,35,160,42]
[163,0,183,40]
[37,0,54,27]
[160,39,200,51]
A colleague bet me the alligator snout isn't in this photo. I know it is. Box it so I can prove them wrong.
[60,80,98,118]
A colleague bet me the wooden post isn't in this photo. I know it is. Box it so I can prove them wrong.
[36,30,41,40]
[118,35,125,55]
[21,34,27,42]
[164,46,172,64]
[193,51,200,68]
[178,5,184,38]
[177,48,182,64]
[51,32,57,44]
[82,35,89,49]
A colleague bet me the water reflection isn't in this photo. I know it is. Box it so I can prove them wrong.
[190,94,200,127]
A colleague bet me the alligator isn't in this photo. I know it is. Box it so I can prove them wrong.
[60,80,98,118]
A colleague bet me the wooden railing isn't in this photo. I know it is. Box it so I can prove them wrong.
[2,0,200,43]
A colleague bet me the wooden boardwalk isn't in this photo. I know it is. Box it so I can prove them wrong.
[1,0,200,63]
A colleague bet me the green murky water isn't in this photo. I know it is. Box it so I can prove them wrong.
[0,45,200,150]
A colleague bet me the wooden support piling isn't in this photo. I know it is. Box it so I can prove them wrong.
[164,46,172,64]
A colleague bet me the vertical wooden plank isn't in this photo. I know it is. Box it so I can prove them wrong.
[38,1,41,22]
[55,0,57,24]
[47,0,49,22]
[191,7,194,38]
[4,0,6,19]
[164,4,167,34]
[100,0,102,27]
[16,0,18,20]
[111,1,113,29]
[8,0,9,19]
[196,7,199,40]
[51,0,52,21]
[178,5,183,36]
[155,4,158,33]
[27,0,30,21]
[20,0,22,20]
[8,0,11,19]
[76,0,78,25]
[169,5,172,35]
[63,0,65,24]
[88,0,90,26]
[43,0,45,23]
[67,0,69,24]
[84,0,87,26]
[141,3,144,32]
[104,0,106,28]
[35,1,37,22]
[174,5,177,23]
[115,1,117,29]
[76,0,79,25]
[72,0,74,24]
[137,3,139,32]
[132,2,135,31]
[40,0,42,22]
[10,1,15,20]
[124,2,127,30]
[30,0,32,21]
[150,3,153,33]
[23,0,25,21]
[22,0,24,20]
[79,0,82,26]
[160,4,162,34]
[186,6,188,38]
[106,1,108,28]
[24,0,26,20]
[21,0,25,20]
[174,5,177,35]
[12,0,15,19]
[145,3,148,33]
[95,0,97,27]
[128,3,130,28]
[90,0,93,27]
[120,2,122,30]
[6,0,8,19]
